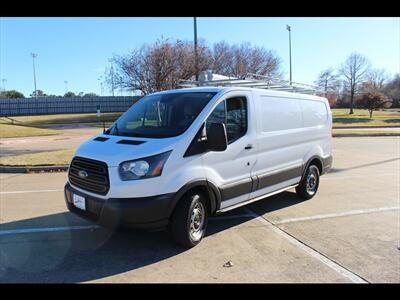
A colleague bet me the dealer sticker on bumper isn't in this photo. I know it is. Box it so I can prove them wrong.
[72,194,86,210]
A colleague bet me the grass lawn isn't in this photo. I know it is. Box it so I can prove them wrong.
[0,149,74,166]
[0,124,62,138]
[1,109,399,130]
[332,109,400,127]
[0,112,122,127]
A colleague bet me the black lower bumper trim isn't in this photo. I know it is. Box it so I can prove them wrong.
[64,183,174,230]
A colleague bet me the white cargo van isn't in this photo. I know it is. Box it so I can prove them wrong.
[64,86,332,247]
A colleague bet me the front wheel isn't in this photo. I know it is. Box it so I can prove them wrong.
[296,165,320,200]
[169,191,208,248]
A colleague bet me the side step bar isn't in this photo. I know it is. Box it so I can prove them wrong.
[216,184,298,214]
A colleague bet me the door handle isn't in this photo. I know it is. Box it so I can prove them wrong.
[244,144,253,150]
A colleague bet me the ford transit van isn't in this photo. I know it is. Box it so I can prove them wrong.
[64,87,333,247]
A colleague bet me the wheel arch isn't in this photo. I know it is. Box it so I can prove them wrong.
[301,155,323,182]
[167,179,221,218]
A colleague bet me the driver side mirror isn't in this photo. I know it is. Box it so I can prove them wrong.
[207,122,228,152]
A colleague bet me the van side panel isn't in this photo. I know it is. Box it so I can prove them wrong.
[249,92,331,199]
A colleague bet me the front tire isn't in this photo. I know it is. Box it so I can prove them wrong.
[296,164,320,200]
[169,191,208,248]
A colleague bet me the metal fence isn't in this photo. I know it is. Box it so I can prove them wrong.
[0,96,142,117]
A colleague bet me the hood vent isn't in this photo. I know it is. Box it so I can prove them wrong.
[117,139,146,145]
[93,137,109,142]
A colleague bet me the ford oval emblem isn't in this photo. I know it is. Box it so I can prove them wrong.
[78,170,88,178]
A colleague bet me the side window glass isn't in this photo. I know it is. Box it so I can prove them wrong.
[206,101,226,133]
[226,97,247,143]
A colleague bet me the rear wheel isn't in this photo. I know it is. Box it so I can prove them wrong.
[169,191,208,248]
[296,164,320,200]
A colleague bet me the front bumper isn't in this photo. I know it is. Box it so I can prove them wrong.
[64,183,175,230]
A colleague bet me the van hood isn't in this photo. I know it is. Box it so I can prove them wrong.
[74,134,180,167]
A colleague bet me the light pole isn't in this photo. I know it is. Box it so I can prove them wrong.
[286,25,292,85]
[111,65,115,96]
[31,53,38,98]
[98,77,103,96]
[193,17,199,81]
[1,79,6,92]
[64,81,68,94]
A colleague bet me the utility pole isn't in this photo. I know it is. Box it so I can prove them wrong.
[194,17,199,81]
[286,25,292,85]
[64,81,68,94]
[31,53,38,98]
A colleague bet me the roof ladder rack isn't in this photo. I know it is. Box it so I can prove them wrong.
[179,73,324,95]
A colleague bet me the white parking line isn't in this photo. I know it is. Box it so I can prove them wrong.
[0,189,63,195]
[0,215,253,236]
[0,225,101,236]
[324,173,398,180]
[273,206,400,225]
[242,207,369,283]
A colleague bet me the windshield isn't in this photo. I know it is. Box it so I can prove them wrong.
[107,92,217,138]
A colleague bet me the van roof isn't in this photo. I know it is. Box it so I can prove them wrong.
[153,87,327,102]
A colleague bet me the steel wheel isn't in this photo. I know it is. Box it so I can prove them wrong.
[296,164,320,200]
[189,201,205,242]
[170,191,209,248]
[306,170,318,195]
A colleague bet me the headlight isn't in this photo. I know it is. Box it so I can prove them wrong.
[119,150,172,181]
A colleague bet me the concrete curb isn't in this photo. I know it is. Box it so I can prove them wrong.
[333,126,400,129]
[0,165,69,173]
[333,133,400,138]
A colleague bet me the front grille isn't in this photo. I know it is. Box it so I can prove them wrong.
[68,156,110,195]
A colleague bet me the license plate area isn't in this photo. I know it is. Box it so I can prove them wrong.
[72,193,86,210]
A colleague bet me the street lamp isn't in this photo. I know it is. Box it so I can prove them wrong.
[98,76,103,96]
[286,25,292,85]
[1,79,6,92]
[193,17,198,81]
[111,65,115,96]
[31,53,38,98]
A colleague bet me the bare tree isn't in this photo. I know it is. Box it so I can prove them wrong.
[363,68,389,93]
[211,41,234,76]
[105,38,281,94]
[339,53,370,114]
[106,38,211,95]
[211,41,282,79]
[314,68,341,107]
[384,74,400,108]
[315,68,340,95]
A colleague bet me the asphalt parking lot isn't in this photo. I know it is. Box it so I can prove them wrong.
[0,137,399,283]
